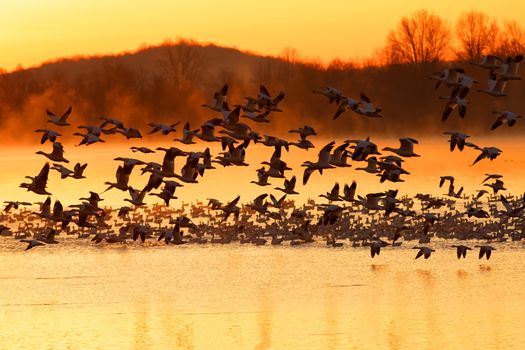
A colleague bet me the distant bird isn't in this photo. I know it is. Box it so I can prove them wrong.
[478,70,508,97]
[382,138,420,157]
[451,245,471,259]
[443,131,470,152]
[470,55,502,70]
[413,246,435,259]
[490,111,522,130]
[35,129,61,144]
[20,239,45,250]
[355,93,382,117]
[439,176,455,188]
[36,142,69,163]
[466,143,502,165]
[312,86,343,104]
[484,179,506,194]
[202,84,228,111]
[498,54,523,80]
[148,122,180,135]
[482,174,502,183]
[275,176,299,195]
[46,106,72,126]
[20,163,51,195]
[475,245,496,260]
[131,147,155,154]
[431,68,464,89]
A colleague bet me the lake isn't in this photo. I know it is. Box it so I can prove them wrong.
[1,238,524,349]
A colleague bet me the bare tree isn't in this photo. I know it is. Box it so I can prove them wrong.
[383,9,452,65]
[497,20,525,56]
[161,39,209,92]
[455,10,499,61]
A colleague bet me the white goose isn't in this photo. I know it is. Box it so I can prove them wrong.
[382,138,420,157]
[491,111,522,130]
[498,54,523,80]
[478,70,508,97]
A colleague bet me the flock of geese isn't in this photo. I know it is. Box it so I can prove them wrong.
[3,54,525,261]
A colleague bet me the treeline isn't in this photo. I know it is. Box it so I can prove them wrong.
[0,10,524,143]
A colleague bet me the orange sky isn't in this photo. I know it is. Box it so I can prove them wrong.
[1,0,525,71]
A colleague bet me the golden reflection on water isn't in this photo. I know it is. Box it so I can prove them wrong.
[1,243,525,348]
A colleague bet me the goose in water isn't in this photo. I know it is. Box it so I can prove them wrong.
[466,143,502,165]
[35,129,61,144]
[443,131,470,151]
[382,138,420,157]
[451,245,471,259]
[490,111,522,130]
[20,163,51,195]
[478,70,508,97]
[312,86,343,104]
[202,84,228,111]
[20,239,45,250]
[355,93,382,117]
[148,122,180,135]
[275,176,299,195]
[498,54,523,80]
[36,142,69,163]
[470,55,502,70]
[47,106,72,126]
[413,246,435,259]
[475,245,496,260]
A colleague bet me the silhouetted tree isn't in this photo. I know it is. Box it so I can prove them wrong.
[497,21,525,56]
[455,10,499,61]
[383,10,452,65]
